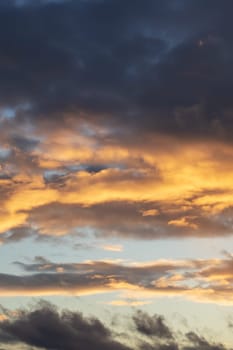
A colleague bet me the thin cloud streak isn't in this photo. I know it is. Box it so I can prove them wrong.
[0,256,230,304]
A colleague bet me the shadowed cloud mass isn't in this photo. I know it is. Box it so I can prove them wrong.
[0,302,230,350]
[0,0,233,239]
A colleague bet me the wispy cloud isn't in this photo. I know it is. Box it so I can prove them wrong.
[101,244,124,252]
[2,255,231,304]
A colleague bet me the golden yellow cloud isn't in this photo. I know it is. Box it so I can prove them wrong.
[2,131,233,237]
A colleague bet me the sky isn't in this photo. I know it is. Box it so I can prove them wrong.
[0,0,233,349]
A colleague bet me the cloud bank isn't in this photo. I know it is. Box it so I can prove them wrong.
[0,302,230,350]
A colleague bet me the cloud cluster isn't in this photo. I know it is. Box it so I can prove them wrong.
[0,1,233,240]
[1,139,233,240]
[133,310,174,339]
[0,2,232,349]
[0,302,230,350]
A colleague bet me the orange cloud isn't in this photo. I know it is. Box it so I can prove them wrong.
[168,217,198,229]
[2,256,233,305]
[1,130,233,239]
[0,314,8,322]
[101,244,124,252]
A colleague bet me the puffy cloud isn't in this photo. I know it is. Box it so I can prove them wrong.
[0,303,230,350]
[0,301,130,350]
[133,310,173,339]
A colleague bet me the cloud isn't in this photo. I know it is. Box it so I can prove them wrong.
[10,135,40,152]
[107,300,151,307]
[0,315,7,322]
[185,332,226,350]
[133,310,173,339]
[101,244,124,252]
[25,196,233,239]
[0,1,233,348]
[0,226,37,244]
[0,255,231,304]
[0,303,230,350]
[0,301,131,350]
[0,133,232,240]
[0,0,232,142]
[0,1,232,245]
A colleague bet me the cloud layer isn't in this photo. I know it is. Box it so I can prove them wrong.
[0,254,230,304]
[0,2,233,348]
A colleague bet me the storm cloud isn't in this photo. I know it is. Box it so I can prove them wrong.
[0,0,233,141]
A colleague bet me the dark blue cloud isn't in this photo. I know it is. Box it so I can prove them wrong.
[0,0,232,141]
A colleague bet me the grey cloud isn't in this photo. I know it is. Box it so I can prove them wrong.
[0,301,130,350]
[0,303,230,350]
[26,199,233,239]
[0,1,232,142]
[4,255,233,301]
[0,226,37,245]
[133,310,173,339]
[11,135,40,152]
[184,332,225,350]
